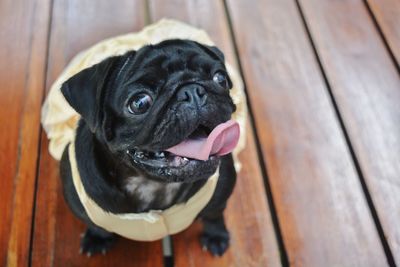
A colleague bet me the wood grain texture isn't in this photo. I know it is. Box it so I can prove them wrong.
[227,0,388,266]
[31,1,164,266]
[299,0,400,263]
[0,0,51,266]
[2,0,397,266]
[149,1,282,266]
[367,0,400,65]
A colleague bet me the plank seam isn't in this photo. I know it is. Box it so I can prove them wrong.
[144,0,152,26]
[7,0,39,259]
[223,1,289,266]
[363,0,400,73]
[6,0,46,265]
[294,1,397,266]
[28,0,55,265]
[144,4,171,266]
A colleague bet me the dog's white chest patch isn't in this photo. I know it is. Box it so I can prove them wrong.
[124,176,182,210]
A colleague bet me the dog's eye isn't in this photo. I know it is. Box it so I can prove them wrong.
[128,93,153,114]
[212,71,229,89]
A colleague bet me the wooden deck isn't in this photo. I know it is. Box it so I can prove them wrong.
[1,0,399,266]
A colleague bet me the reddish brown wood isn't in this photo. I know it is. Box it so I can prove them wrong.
[299,0,400,263]
[0,0,51,266]
[149,1,282,266]
[31,1,163,266]
[227,0,388,266]
[367,0,400,65]
[1,0,398,266]
[149,0,237,64]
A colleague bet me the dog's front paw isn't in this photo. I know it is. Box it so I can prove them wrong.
[200,231,230,257]
[79,229,115,257]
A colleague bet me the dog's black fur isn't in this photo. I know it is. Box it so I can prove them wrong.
[59,39,237,257]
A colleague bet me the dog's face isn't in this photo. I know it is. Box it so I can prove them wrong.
[62,40,237,182]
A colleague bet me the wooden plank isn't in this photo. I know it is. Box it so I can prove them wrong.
[0,0,51,266]
[299,0,400,263]
[227,0,388,266]
[149,1,282,266]
[367,0,400,65]
[31,1,164,266]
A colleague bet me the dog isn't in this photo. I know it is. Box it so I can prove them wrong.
[59,39,239,257]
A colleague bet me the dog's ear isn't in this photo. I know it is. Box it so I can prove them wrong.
[193,42,225,63]
[208,46,225,62]
[61,57,116,132]
[61,52,134,132]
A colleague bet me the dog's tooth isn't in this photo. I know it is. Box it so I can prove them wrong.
[155,152,165,158]
[174,156,182,161]
[170,156,182,167]
[181,157,190,166]
[135,151,144,158]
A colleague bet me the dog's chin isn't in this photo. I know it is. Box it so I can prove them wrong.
[127,149,220,183]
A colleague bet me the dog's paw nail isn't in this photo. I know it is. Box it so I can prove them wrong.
[86,252,92,258]
[101,249,107,255]
[79,248,83,254]
[80,233,85,238]
[200,233,229,256]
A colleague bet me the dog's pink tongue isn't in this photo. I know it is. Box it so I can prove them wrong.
[166,120,240,161]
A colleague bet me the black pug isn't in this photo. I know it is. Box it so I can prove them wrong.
[59,39,240,257]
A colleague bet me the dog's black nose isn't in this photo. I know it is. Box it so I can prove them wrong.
[177,84,207,105]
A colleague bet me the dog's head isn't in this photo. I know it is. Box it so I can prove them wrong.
[62,39,239,182]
